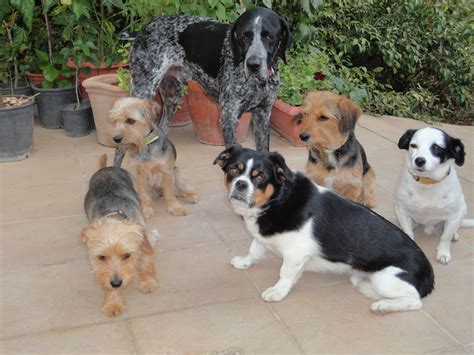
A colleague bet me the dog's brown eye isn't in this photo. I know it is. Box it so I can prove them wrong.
[126,118,136,125]
[98,255,106,261]
[122,253,131,260]
[255,175,266,184]
[410,143,418,149]
[228,168,239,177]
[319,115,329,121]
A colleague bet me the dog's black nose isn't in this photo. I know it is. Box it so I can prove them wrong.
[246,56,261,72]
[113,136,122,143]
[110,279,123,288]
[415,157,426,167]
[299,132,310,141]
[235,180,248,191]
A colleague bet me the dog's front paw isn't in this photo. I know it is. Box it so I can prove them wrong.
[168,204,187,216]
[138,277,159,294]
[183,190,199,204]
[230,256,251,269]
[452,232,460,242]
[261,286,287,302]
[436,250,451,265]
[102,301,126,317]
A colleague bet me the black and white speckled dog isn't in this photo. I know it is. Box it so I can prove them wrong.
[214,145,434,313]
[128,7,292,151]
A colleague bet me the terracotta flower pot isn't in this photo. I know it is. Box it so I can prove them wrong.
[187,80,250,145]
[82,74,128,147]
[66,60,129,99]
[270,99,305,147]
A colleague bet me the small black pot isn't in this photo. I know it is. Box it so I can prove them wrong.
[31,83,76,128]
[0,82,32,97]
[61,101,93,137]
[0,96,35,162]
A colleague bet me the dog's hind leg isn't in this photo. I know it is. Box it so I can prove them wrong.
[174,167,198,204]
[368,266,422,313]
[158,65,190,135]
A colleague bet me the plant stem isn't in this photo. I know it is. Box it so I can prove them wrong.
[4,21,18,88]
[41,0,53,66]
[75,67,80,110]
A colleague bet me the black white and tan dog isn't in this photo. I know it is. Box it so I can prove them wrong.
[395,127,473,264]
[128,7,292,151]
[214,145,434,313]
[296,91,376,208]
[82,154,159,316]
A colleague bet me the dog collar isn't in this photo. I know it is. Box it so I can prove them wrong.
[412,169,451,185]
[104,210,128,219]
[143,130,159,145]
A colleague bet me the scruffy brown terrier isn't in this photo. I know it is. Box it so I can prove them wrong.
[296,91,376,208]
[82,154,159,317]
[109,97,198,217]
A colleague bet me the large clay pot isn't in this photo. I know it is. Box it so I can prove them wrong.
[187,80,250,145]
[270,99,305,147]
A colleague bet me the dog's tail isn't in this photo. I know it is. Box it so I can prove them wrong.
[99,153,108,169]
[461,219,474,228]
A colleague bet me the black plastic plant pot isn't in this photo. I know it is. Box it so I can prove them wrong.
[61,101,93,137]
[0,97,35,162]
[0,82,33,97]
[31,83,76,129]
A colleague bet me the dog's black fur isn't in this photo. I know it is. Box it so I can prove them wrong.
[129,8,292,151]
[215,146,435,298]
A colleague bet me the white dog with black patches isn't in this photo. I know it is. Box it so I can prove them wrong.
[395,127,473,265]
[214,145,434,313]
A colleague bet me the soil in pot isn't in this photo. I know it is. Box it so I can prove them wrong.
[61,101,93,137]
[32,83,76,129]
[187,80,250,145]
[0,96,35,162]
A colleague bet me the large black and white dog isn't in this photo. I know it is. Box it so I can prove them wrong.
[214,145,434,313]
[129,8,292,151]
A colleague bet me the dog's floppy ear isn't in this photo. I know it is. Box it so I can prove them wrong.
[398,129,417,150]
[447,136,465,166]
[213,144,242,169]
[230,23,244,67]
[338,96,361,133]
[144,99,162,122]
[269,151,295,183]
[141,236,155,256]
[277,17,293,64]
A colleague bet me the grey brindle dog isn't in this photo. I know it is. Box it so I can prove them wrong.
[124,7,292,154]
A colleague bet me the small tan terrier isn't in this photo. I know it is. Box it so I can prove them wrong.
[82,154,159,316]
[109,97,198,217]
[296,91,376,208]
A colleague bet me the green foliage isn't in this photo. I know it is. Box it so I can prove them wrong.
[271,0,473,124]
[116,66,130,92]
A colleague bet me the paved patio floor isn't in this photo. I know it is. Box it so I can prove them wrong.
[1,114,473,354]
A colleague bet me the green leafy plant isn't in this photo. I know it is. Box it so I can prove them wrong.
[0,0,34,87]
[116,67,130,92]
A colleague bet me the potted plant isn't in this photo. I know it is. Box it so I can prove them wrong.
[187,80,251,145]
[60,39,95,137]
[0,1,33,96]
[0,94,36,162]
[271,50,334,146]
